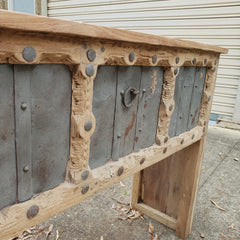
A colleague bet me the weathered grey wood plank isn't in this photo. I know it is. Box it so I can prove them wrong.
[0,64,17,210]
[134,67,163,151]
[187,67,207,130]
[89,66,117,169]
[175,67,196,136]
[112,66,141,161]
[14,65,33,202]
[169,67,185,138]
[31,65,71,194]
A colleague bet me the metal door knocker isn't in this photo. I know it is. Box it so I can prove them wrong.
[121,87,139,108]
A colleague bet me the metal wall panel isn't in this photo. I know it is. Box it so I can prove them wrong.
[48,0,240,122]
[0,65,17,210]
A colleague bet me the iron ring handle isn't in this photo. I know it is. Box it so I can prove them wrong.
[121,87,139,108]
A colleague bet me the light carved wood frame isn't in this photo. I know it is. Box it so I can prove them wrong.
[0,28,220,239]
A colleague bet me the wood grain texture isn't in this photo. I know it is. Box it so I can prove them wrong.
[0,10,227,54]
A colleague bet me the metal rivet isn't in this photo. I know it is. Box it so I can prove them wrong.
[23,165,29,172]
[139,128,142,132]
[179,116,182,120]
[208,96,211,102]
[204,59,207,65]
[152,55,157,64]
[82,185,89,194]
[87,49,96,62]
[85,64,95,76]
[101,47,105,52]
[204,120,207,126]
[129,51,135,62]
[27,205,39,219]
[142,89,146,94]
[192,134,195,139]
[174,68,178,75]
[192,58,196,65]
[117,166,124,176]
[84,120,92,131]
[169,104,173,111]
[181,139,184,144]
[117,134,121,139]
[140,158,145,165]
[164,136,168,143]
[163,147,167,153]
[22,47,36,62]
[81,170,89,180]
[83,44,87,49]
[175,56,180,64]
[21,103,27,110]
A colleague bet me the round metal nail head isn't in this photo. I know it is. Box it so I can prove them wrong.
[82,185,89,194]
[23,165,29,172]
[129,52,135,62]
[117,166,124,176]
[87,49,96,62]
[152,55,157,64]
[81,170,89,180]
[22,47,36,62]
[84,120,92,131]
[85,64,94,76]
[21,103,27,111]
[27,205,39,219]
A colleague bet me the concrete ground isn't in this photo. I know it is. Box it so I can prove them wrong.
[29,126,240,240]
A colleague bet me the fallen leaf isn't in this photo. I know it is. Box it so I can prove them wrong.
[229,222,236,229]
[119,181,125,187]
[210,199,226,211]
[149,221,154,234]
[121,190,127,195]
[153,233,158,240]
[200,233,205,238]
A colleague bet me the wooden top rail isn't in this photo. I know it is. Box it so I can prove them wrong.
[0,9,227,54]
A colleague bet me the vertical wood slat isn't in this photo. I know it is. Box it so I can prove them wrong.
[0,64,17,210]
[14,65,33,202]
[89,66,117,169]
[134,67,163,151]
[112,66,142,161]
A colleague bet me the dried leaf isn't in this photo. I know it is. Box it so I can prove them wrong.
[153,233,158,240]
[229,222,236,229]
[200,233,205,238]
[121,190,127,195]
[149,221,154,234]
[210,199,226,211]
[220,232,227,238]
[234,157,239,161]
[119,181,125,187]
[100,236,104,240]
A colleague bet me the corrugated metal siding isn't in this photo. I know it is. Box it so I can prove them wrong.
[48,0,240,121]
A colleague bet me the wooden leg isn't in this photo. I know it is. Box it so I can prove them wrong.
[131,138,205,240]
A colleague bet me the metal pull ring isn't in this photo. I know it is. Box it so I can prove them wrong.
[121,87,139,108]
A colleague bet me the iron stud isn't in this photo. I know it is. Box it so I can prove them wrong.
[87,49,96,62]
[85,64,95,76]
[21,103,27,111]
[81,170,89,180]
[82,185,89,194]
[117,166,124,176]
[84,120,92,131]
[22,46,36,62]
[27,205,39,219]
[23,165,29,172]
[129,51,135,62]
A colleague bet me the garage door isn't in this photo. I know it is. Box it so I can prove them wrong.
[48,0,240,123]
